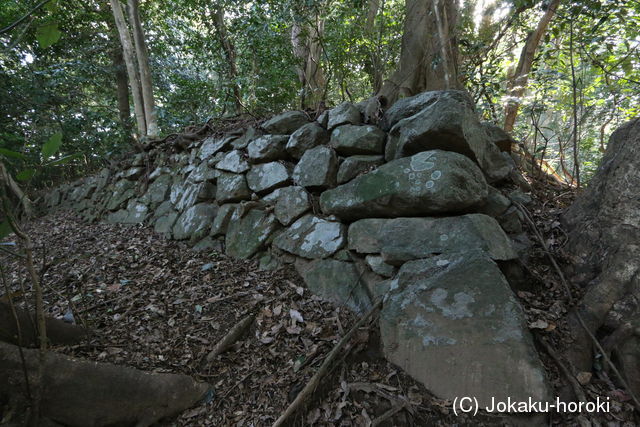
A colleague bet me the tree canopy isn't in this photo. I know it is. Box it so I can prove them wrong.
[1,0,639,187]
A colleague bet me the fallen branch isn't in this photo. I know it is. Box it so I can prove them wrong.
[205,313,255,362]
[534,332,587,403]
[273,299,383,427]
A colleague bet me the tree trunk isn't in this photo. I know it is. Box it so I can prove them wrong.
[561,118,640,398]
[112,44,131,132]
[127,0,158,138]
[376,0,460,106]
[109,0,146,138]
[291,14,326,110]
[211,6,242,114]
[365,0,384,92]
[503,0,561,133]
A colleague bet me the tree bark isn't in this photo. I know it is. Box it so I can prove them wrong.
[561,118,640,397]
[503,0,561,133]
[112,44,131,132]
[291,14,326,109]
[211,6,242,114]
[376,0,460,106]
[127,0,158,138]
[109,0,146,138]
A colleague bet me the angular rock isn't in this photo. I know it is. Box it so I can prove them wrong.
[140,174,171,206]
[210,203,238,237]
[154,211,179,236]
[198,135,234,160]
[365,255,396,278]
[232,127,261,149]
[320,150,487,220]
[293,146,338,189]
[385,94,512,182]
[337,155,384,184]
[274,215,345,259]
[295,258,371,314]
[106,200,149,224]
[380,251,550,408]
[482,121,515,152]
[188,162,217,183]
[216,173,251,203]
[378,214,517,265]
[330,125,386,155]
[273,186,311,225]
[381,90,474,131]
[247,135,289,163]
[328,102,361,130]
[347,218,388,253]
[225,209,279,259]
[286,123,329,159]
[246,162,291,194]
[122,167,144,180]
[261,111,309,135]
[478,186,511,218]
[172,203,218,240]
[106,180,136,211]
[215,150,250,173]
[175,181,216,211]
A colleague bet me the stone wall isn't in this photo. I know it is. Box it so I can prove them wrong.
[43,90,550,410]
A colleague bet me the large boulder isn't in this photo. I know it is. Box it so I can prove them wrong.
[295,259,371,314]
[225,209,279,259]
[328,102,361,130]
[380,251,550,408]
[105,180,136,211]
[172,203,218,240]
[378,214,516,264]
[330,125,386,155]
[261,111,309,135]
[292,146,338,189]
[216,150,250,173]
[247,135,289,163]
[198,135,234,160]
[210,203,237,237]
[273,215,345,259]
[140,175,171,207]
[216,173,251,203]
[286,123,329,159]
[273,186,311,225]
[320,150,487,221]
[385,92,512,182]
[246,162,291,194]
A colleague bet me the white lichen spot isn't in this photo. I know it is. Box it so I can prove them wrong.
[431,170,442,180]
[425,180,434,189]
[410,151,436,171]
[440,234,448,241]
[436,259,450,266]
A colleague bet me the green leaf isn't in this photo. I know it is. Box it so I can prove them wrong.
[0,148,25,160]
[45,153,82,166]
[42,132,62,159]
[0,221,13,240]
[16,168,36,181]
[36,23,62,49]
[44,0,59,13]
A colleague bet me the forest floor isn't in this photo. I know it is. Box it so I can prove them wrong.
[1,183,636,425]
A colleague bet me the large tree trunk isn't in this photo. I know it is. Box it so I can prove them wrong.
[127,0,158,138]
[561,118,640,398]
[365,0,384,93]
[503,0,561,133]
[112,44,131,133]
[211,6,242,114]
[376,0,460,106]
[109,0,146,138]
[291,14,326,110]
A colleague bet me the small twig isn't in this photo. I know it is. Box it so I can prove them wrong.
[372,400,407,427]
[272,299,383,427]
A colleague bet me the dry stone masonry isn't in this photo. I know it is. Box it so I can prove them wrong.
[43,90,550,410]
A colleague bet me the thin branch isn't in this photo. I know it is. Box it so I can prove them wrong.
[0,0,53,35]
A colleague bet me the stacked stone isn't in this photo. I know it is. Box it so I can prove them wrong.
[43,90,549,409]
